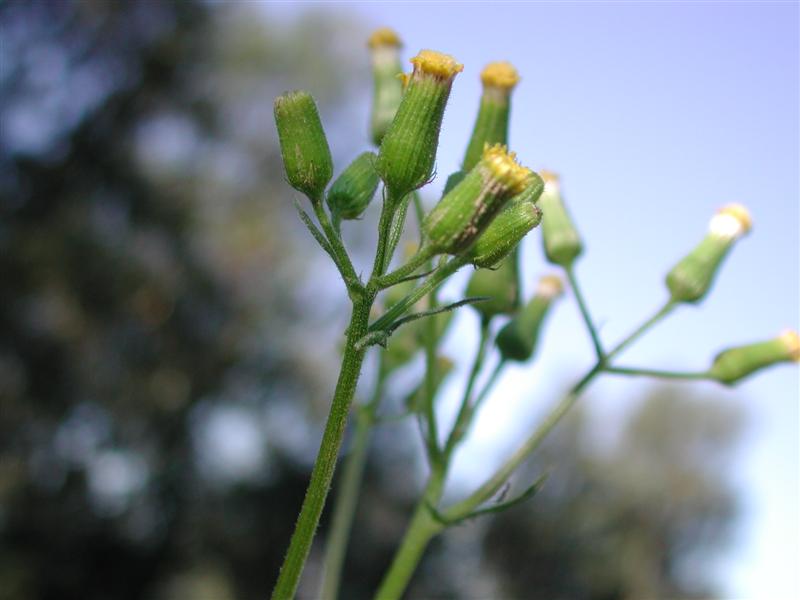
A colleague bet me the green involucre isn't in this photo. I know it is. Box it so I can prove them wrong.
[666,234,733,303]
[469,196,542,268]
[326,152,380,220]
[370,50,404,146]
[422,167,541,257]
[463,93,511,172]
[539,185,583,267]
[496,294,555,362]
[465,255,520,320]
[274,90,333,201]
[710,337,796,385]
[377,76,453,199]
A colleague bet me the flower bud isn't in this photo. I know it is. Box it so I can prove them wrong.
[273,91,333,201]
[496,275,563,362]
[368,28,405,146]
[710,330,799,385]
[462,61,520,172]
[469,196,543,268]
[422,144,537,255]
[465,255,520,321]
[326,152,380,220]
[377,49,463,199]
[538,171,583,267]
[666,204,752,303]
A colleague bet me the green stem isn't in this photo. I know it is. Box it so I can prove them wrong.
[605,366,711,381]
[370,256,468,333]
[422,285,441,461]
[372,294,682,597]
[443,365,600,521]
[370,195,398,284]
[468,358,506,418]
[444,318,490,456]
[606,300,676,362]
[377,248,434,290]
[320,360,386,600]
[272,299,373,600]
[566,265,604,361]
[373,468,447,600]
[313,201,360,292]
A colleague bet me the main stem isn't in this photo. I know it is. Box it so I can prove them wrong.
[320,361,385,600]
[272,298,372,600]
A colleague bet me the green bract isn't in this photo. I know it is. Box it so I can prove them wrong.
[666,204,752,304]
[469,196,542,268]
[496,276,563,362]
[327,152,380,220]
[273,90,333,201]
[538,172,583,268]
[422,145,535,256]
[368,28,405,146]
[465,256,520,320]
[377,50,463,200]
[462,61,519,171]
[710,331,800,385]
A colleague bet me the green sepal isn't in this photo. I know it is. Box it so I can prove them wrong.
[469,196,542,269]
[442,171,466,196]
[273,91,333,201]
[463,94,511,172]
[710,336,797,385]
[465,256,520,320]
[370,50,404,146]
[326,152,380,220]
[496,294,555,362]
[377,76,453,200]
[539,184,583,267]
[666,234,733,304]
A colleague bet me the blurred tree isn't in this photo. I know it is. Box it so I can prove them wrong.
[0,1,368,599]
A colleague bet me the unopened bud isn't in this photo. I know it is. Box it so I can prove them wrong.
[496,275,563,362]
[538,171,583,267]
[710,330,799,385]
[423,144,537,255]
[377,49,463,199]
[326,152,380,220]
[462,61,520,172]
[274,91,333,201]
[469,196,543,268]
[368,28,404,146]
[666,204,752,303]
[465,255,520,320]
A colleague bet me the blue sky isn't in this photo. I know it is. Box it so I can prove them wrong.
[271,2,799,597]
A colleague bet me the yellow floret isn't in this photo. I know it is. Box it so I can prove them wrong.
[368,27,402,48]
[779,330,800,362]
[717,203,752,234]
[396,72,410,89]
[481,61,520,90]
[410,50,464,79]
[539,169,560,184]
[537,274,564,298]
[482,144,533,195]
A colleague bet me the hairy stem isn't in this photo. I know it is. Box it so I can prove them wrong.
[320,359,386,600]
[272,299,373,600]
[370,256,468,334]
